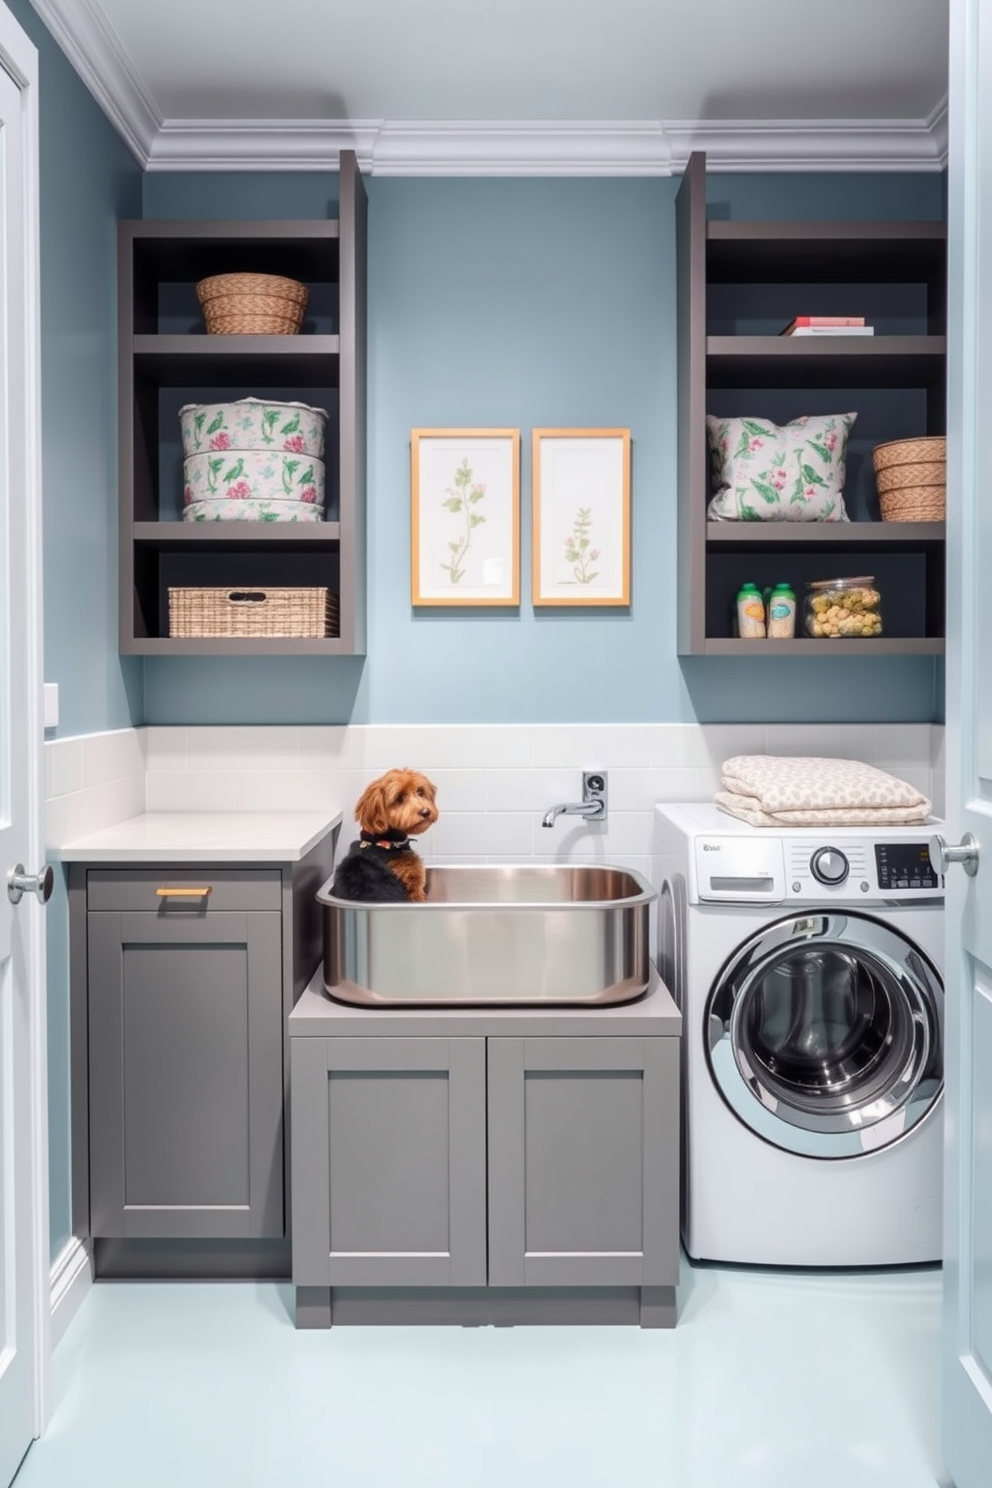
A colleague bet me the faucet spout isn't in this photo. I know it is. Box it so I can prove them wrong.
[541,773,609,828]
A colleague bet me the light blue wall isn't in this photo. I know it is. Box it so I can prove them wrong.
[142,168,945,726]
[5,1,143,734]
[5,0,143,1261]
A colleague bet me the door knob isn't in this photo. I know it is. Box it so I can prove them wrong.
[7,863,54,905]
[928,833,980,878]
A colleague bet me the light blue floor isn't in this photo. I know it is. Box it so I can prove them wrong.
[17,1259,949,1488]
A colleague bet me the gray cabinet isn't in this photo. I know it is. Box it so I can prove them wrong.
[288,977,682,1327]
[291,1037,487,1287]
[88,904,282,1239]
[487,1036,678,1288]
[68,830,336,1273]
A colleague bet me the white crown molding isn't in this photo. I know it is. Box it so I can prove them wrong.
[665,117,946,173]
[144,116,946,175]
[926,95,949,169]
[28,0,949,175]
[29,0,160,163]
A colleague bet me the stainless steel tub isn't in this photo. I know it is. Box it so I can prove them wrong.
[318,864,656,1007]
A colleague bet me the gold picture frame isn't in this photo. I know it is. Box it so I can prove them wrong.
[532,428,631,606]
[411,428,520,606]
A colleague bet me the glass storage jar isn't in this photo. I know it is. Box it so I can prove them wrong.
[803,576,883,638]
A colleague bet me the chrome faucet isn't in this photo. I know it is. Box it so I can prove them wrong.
[542,772,608,828]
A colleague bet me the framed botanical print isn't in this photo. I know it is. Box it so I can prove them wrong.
[532,429,631,606]
[411,429,520,605]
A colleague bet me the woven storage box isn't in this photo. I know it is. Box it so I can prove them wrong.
[871,436,946,521]
[195,273,308,336]
[168,586,339,639]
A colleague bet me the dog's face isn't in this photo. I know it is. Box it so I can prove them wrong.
[355,769,439,837]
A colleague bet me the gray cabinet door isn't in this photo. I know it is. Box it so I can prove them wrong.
[87,911,283,1239]
[291,1037,487,1287]
[487,1037,679,1288]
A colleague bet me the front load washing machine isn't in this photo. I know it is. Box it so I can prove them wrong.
[656,802,944,1267]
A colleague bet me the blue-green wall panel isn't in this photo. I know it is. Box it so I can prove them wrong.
[142,169,942,725]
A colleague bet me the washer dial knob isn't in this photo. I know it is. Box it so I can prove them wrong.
[810,847,849,885]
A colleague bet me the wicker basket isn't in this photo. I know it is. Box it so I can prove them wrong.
[168,586,338,639]
[871,436,946,522]
[195,273,308,336]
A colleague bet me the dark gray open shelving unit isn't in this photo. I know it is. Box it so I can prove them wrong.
[676,151,947,657]
[118,151,367,656]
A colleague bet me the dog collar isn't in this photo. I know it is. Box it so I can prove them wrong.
[359,830,410,851]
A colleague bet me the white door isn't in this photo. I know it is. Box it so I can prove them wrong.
[941,2,992,1483]
[0,7,47,1487]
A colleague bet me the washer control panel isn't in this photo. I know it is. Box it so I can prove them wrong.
[875,841,941,892]
[694,835,943,903]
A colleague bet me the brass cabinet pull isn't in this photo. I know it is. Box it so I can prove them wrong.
[156,886,213,898]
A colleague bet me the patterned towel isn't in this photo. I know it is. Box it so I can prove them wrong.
[716,754,931,827]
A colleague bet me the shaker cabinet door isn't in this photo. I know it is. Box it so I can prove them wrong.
[486,1036,679,1288]
[291,1036,487,1288]
[87,910,284,1240]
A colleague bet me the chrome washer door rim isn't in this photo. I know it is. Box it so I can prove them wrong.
[706,912,943,1160]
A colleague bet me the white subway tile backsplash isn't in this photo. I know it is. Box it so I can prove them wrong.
[41,722,944,881]
[51,739,84,798]
[485,768,573,815]
[145,771,239,814]
[430,770,487,813]
[428,725,532,770]
[142,727,188,772]
[871,723,934,766]
[190,726,300,772]
[531,724,649,769]
[82,729,143,789]
[432,811,533,858]
[764,723,878,761]
[234,770,344,815]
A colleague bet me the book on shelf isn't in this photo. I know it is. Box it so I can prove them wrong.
[788,326,875,336]
[780,315,868,336]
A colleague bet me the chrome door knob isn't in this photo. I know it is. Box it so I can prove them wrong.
[929,833,980,878]
[7,863,54,906]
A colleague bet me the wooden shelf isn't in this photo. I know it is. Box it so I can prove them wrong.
[702,637,945,657]
[705,336,945,388]
[706,522,945,546]
[133,522,342,545]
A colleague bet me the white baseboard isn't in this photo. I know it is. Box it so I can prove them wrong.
[50,1238,93,1350]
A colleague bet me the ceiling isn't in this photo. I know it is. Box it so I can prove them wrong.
[29,0,951,174]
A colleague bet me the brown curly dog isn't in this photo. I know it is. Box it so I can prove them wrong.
[330,768,439,903]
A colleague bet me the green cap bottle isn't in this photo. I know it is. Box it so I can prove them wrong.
[736,582,766,639]
[767,582,797,638]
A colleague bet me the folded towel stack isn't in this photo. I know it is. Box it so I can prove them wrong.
[715,754,931,828]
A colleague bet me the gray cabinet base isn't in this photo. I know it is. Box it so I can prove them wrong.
[294,1285,676,1330]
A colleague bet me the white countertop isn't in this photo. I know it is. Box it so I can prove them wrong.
[59,811,343,864]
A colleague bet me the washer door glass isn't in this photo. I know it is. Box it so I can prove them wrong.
[706,912,943,1159]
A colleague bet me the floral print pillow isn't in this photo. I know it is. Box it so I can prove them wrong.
[706,413,856,522]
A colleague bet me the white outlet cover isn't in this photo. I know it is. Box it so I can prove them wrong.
[43,683,59,729]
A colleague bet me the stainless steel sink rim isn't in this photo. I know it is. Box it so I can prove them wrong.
[318,863,656,1006]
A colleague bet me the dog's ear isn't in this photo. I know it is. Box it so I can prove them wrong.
[355,776,391,835]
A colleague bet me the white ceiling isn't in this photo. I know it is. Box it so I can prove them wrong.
[29,0,951,174]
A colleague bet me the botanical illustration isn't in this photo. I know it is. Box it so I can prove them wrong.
[439,457,487,584]
[411,430,518,606]
[533,430,629,606]
[561,507,601,584]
